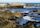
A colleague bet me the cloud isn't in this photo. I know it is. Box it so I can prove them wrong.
[0,0,40,3]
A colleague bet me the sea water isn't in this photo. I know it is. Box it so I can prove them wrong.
[9,8,40,26]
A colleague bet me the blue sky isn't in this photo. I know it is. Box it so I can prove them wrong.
[0,0,40,3]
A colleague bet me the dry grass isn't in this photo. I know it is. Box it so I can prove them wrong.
[0,11,17,28]
[0,21,16,28]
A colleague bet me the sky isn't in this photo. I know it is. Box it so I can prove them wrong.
[0,0,40,3]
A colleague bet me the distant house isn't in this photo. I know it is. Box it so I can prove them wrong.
[24,3,40,8]
[9,3,25,8]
